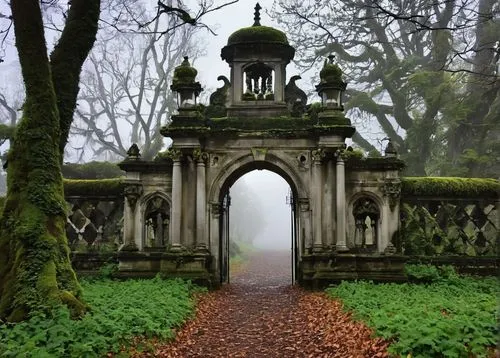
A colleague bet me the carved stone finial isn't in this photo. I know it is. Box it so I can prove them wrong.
[127,143,141,160]
[253,3,262,26]
[384,138,397,157]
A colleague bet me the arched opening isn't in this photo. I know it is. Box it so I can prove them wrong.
[217,165,298,285]
[143,195,170,250]
[242,62,275,101]
[351,197,380,253]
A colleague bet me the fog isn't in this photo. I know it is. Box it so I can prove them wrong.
[230,170,292,251]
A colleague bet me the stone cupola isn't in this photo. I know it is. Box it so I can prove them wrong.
[220,3,295,118]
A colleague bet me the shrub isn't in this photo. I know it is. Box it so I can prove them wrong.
[326,276,498,357]
[405,264,458,283]
[0,278,198,357]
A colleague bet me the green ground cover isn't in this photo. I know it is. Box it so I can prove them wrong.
[0,277,199,357]
[326,266,498,357]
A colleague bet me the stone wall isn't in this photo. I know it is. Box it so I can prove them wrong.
[64,179,124,252]
[399,179,498,257]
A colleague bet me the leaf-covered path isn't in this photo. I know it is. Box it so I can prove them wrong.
[153,251,389,357]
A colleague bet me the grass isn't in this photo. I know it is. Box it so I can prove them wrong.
[0,277,201,357]
[326,269,498,357]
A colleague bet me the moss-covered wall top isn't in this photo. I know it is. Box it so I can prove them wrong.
[162,115,355,139]
[401,177,499,199]
[62,161,124,179]
[63,179,124,197]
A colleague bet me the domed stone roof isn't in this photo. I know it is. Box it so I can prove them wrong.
[227,25,288,45]
[221,3,294,63]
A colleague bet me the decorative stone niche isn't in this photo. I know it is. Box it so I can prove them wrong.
[352,197,380,253]
[143,196,170,250]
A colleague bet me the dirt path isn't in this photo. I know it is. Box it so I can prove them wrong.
[152,251,389,357]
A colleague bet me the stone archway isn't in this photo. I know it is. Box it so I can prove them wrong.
[118,5,405,286]
[207,153,307,284]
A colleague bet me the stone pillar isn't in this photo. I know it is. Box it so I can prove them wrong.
[210,202,222,279]
[233,63,243,102]
[298,198,312,252]
[336,155,348,251]
[381,179,402,254]
[324,158,335,249]
[122,182,143,251]
[195,151,208,251]
[274,63,284,102]
[170,152,183,250]
[311,149,323,252]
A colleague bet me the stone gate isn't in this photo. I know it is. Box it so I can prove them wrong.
[117,5,405,287]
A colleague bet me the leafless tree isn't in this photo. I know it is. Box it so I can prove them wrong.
[0,0,237,162]
[71,8,205,161]
[273,0,499,176]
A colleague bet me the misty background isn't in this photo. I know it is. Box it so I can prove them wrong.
[0,0,497,249]
[230,170,292,251]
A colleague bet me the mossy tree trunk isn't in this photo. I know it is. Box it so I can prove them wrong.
[0,0,99,322]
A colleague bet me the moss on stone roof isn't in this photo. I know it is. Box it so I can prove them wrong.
[227,26,288,45]
[320,62,343,84]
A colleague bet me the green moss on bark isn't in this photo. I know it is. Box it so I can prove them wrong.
[0,0,99,322]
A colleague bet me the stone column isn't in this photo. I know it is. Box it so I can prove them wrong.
[324,158,335,249]
[121,182,143,251]
[274,63,284,102]
[311,149,323,252]
[170,151,183,250]
[233,63,243,102]
[210,202,222,279]
[336,154,348,251]
[195,151,208,251]
[298,198,312,252]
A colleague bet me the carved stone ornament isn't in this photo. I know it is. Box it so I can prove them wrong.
[384,242,397,256]
[192,148,209,163]
[170,148,183,161]
[126,143,141,160]
[298,198,310,212]
[311,148,325,163]
[124,184,143,211]
[211,202,222,216]
[381,180,401,211]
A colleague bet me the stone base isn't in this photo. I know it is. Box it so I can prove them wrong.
[298,253,407,289]
[117,250,216,288]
